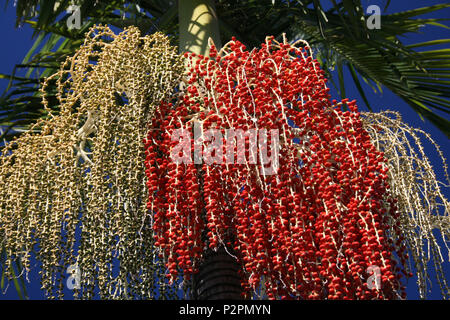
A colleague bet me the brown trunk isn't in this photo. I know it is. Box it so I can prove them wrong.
[192,247,243,300]
[179,0,243,300]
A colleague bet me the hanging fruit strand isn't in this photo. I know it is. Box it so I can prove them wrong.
[0,25,184,299]
[145,36,412,299]
[361,111,450,299]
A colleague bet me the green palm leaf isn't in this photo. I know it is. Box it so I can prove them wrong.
[1,1,449,139]
[288,3,450,137]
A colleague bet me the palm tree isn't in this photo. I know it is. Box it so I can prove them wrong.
[179,1,242,299]
[2,1,449,140]
[1,0,449,299]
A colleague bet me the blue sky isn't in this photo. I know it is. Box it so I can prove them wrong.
[0,1,449,299]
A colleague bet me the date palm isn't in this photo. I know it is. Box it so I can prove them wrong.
[1,0,449,299]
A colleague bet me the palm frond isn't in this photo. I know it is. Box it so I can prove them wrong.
[2,1,450,140]
[289,3,450,137]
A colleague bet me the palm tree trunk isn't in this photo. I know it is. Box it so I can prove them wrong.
[178,0,222,56]
[178,0,243,300]
[192,247,243,300]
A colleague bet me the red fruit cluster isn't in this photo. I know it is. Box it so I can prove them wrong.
[144,37,409,299]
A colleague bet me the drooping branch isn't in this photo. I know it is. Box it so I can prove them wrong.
[362,111,450,299]
[0,26,184,299]
[145,37,411,300]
